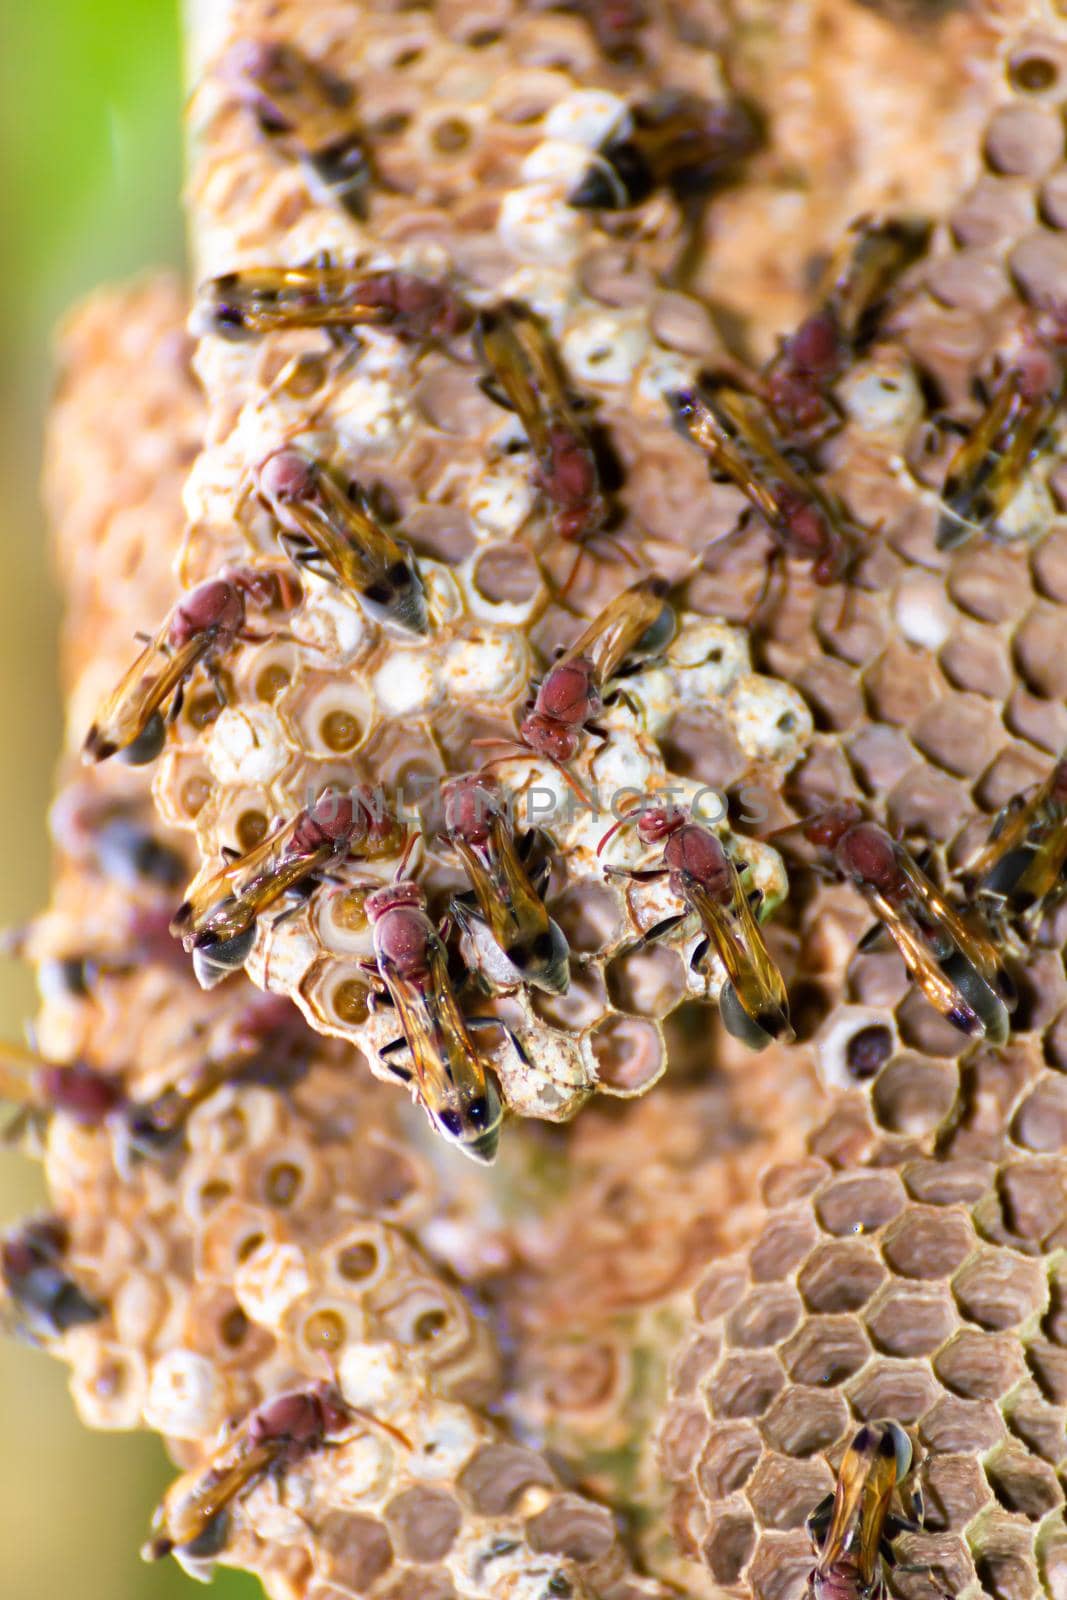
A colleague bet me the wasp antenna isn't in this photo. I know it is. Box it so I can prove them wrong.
[596,810,639,858]
[393,830,419,882]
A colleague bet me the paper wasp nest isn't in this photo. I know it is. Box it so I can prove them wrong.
[13,1,1067,1598]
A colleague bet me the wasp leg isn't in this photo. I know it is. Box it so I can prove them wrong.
[614,912,689,961]
[378,1038,413,1082]
[805,1492,834,1549]
[604,866,670,884]
[467,1016,530,1068]
[478,375,515,411]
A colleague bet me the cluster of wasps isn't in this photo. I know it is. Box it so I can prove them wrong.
[5,30,1067,1583]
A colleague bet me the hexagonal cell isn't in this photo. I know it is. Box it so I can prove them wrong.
[971,1507,1046,1600]
[725,1286,804,1350]
[749,1213,821,1282]
[700,1505,756,1586]
[1014,602,1067,699]
[1026,1337,1067,1405]
[920,1394,1006,1455]
[921,1450,994,1531]
[531,963,609,1033]
[947,546,1033,626]
[864,1281,958,1358]
[551,880,624,953]
[781,1315,870,1387]
[939,620,1017,700]
[985,1443,1064,1521]
[894,986,977,1059]
[1010,1077,1067,1154]
[525,1494,617,1564]
[798,1240,886,1315]
[695,1420,762,1501]
[588,1013,665,1095]
[761,1385,850,1458]
[1004,1380,1067,1464]
[911,692,1002,779]
[815,1005,897,1093]
[705,1351,786,1420]
[903,1157,995,1209]
[881,1207,975,1279]
[746,1450,833,1532]
[314,1512,394,1592]
[659,1402,709,1479]
[934,1328,1027,1401]
[746,1529,814,1600]
[997,1159,1067,1245]
[385,1488,462,1563]
[872,1054,957,1135]
[951,1248,1047,1332]
[670,1331,723,1399]
[1012,227,1067,307]
[815,1171,906,1237]
[984,103,1065,177]
[863,643,944,729]
[659,708,746,788]
[604,943,686,1018]
[457,1443,556,1515]
[694,1261,749,1324]
[848,1359,939,1422]
[760,1160,827,1210]
[378,1570,456,1600]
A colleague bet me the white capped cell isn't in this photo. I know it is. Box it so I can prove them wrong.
[561,308,649,388]
[204,705,290,785]
[498,183,586,265]
[542,89,629,148]
[520,138,599,189]
[468,459,538,539]
[144,1349,227,1439]
[371,650,440,716]
[442,629,530,701]
[727,675,813,766]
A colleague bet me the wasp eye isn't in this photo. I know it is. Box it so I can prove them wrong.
[119,712,167,767]
[466,1096,490,1128]
[437,1110,463,1138]
[887,1422,913,1481]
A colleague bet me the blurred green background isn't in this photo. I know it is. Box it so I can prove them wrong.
[0,5,253,1597]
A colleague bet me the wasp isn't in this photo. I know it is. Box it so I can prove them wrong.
[801,805,1012,1044]
[807,1421,923,1600]
[144,1382,408,1562]
[475,300,610,563]
[936,313,1065,550]
[765,216,930,444]
[2,1218,103,1342]
[0,1039,124,1137]
[598,801,792,1049]
[256,447,428,634]
[362,880,530,1162]
[965,754,1067,940]
[669,383,850,585]
[125,996,312,1158]
[172,786,405,976]
[82,569,288,765]
[569,91,761,211]
[224,40,372,218]
[441,774,570,994]
[475,576,675,797]
[50,787,188,890]
[197,260,473,347]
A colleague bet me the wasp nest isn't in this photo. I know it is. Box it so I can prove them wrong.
[10,0,1067,1598]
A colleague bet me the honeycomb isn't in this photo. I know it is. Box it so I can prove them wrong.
[34,279,667,1600]
[9,1,1067,1598]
